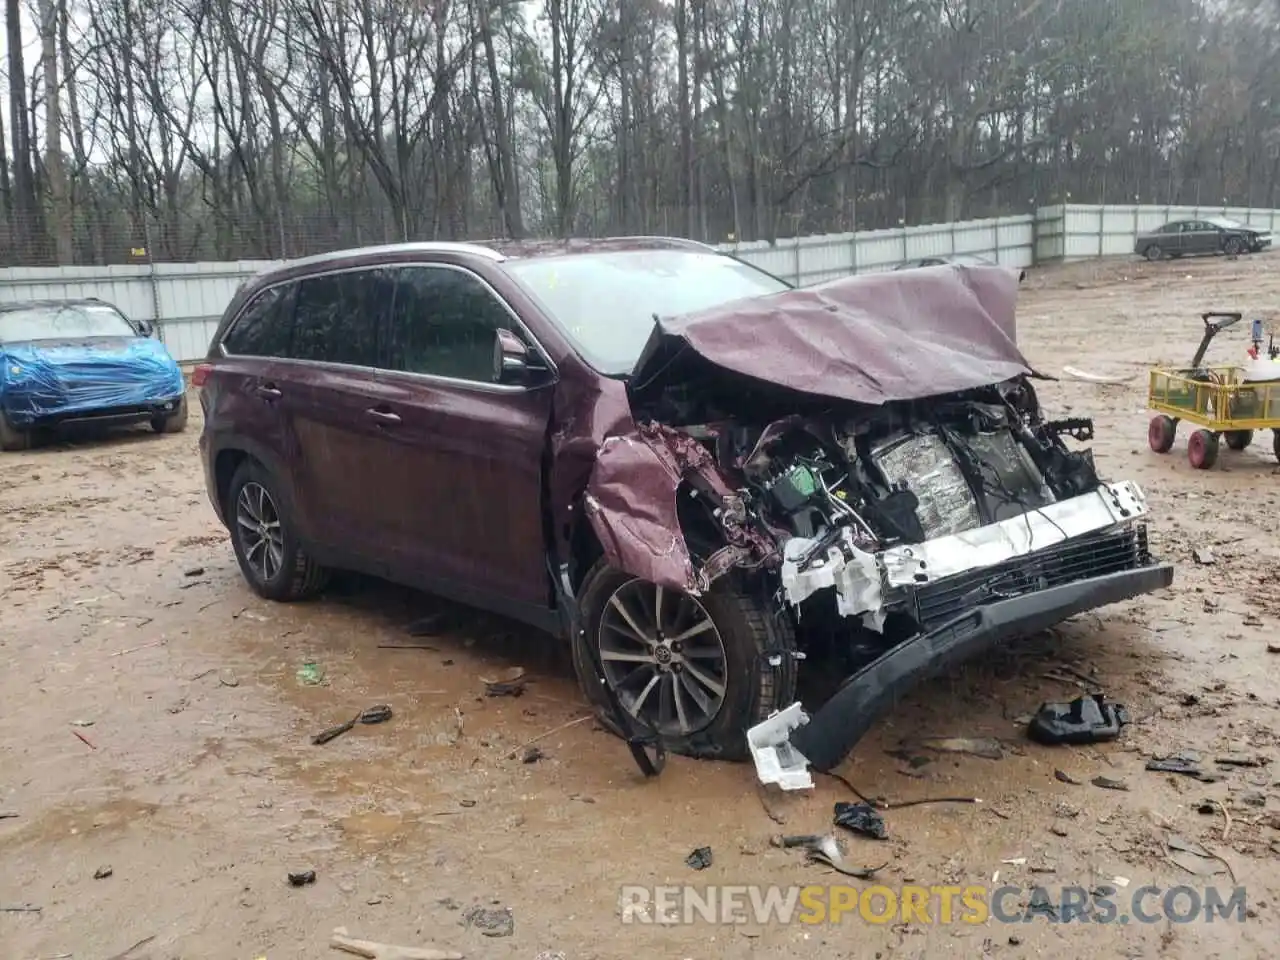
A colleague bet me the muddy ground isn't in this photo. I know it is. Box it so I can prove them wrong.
[3,254,1280,960]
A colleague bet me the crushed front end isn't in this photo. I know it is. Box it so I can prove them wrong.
[585,377,1172,782]
[582,266,1173,780]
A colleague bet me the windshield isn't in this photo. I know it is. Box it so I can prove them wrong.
[503,249,790,375]
[0,303,136,343]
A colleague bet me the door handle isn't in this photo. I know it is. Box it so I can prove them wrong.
[365,407,401,426]
[255,383,282,399]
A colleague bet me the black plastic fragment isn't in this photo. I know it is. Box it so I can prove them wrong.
[833,802,888,840]
[1027,694,1128,746]
[685,846,713,870]
[288,870,316,886]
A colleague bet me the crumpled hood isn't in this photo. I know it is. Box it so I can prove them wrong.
[629,264,1035,407]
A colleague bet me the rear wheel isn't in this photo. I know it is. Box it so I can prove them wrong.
[151,395,189,434]
[226,460,328,601]
[1144,245,1164,262]
[0,410,31,451]
[1188,429,1220,469]
[572,560,797,762]
[1148,415,1177,454]
[1224,429,1253,451]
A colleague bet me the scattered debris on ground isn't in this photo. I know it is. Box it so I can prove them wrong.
[331,926,463,959]
[1054,769,1081,784]
[833,802,888,840]
[288,870,317,887]
[1091,776,1129,791]
[461,905,514,938]
[481,667,527,697]
[521,746,545,764]
[1146,752,1217,781]
[1027,694,1127,745]
[685,846,713,870]
[1192,548,1216,565]
[296,660,325,685]
[312,705,394,746]
[916,736,1004,760]
[93,865,113,879]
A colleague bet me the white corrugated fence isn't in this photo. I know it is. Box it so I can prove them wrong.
[0,203,1275,363]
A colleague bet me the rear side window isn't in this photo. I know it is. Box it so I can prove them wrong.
[223,285,294,356]
[386,266,517,382]
[291,269,392,368]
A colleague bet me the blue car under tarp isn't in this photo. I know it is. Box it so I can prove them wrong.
[0,299,187,450]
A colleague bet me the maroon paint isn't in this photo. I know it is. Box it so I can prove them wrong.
[630,264,1032,408]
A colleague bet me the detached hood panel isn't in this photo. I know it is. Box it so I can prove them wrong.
[629,264,1034,408]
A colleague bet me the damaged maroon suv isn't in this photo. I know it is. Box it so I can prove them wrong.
[196,238,1173,777]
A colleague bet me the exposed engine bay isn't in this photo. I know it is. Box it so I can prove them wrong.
[635,375,1148,636]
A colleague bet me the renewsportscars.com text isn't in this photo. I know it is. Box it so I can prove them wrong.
[619,883,1248,926]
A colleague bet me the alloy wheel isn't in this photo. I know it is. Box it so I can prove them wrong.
[597,579,729,737]
[236,481,285,582]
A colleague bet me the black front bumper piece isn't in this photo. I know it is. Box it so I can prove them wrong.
[787,562,1174,772]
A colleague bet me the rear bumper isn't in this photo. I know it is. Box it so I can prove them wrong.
[787,562,1174,772]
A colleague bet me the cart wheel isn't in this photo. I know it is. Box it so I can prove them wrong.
[1188,429,1220,469]
[1148,415,1177,454]
[1224,429,1254,451]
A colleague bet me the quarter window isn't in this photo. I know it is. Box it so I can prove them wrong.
[223,284,295,357]
[387,266,518,382]
[291,269,392,368]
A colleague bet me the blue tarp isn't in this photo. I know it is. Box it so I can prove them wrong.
[0,337,185,425]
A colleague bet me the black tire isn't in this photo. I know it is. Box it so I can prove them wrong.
[1224,429,1253,451]
[1273,430,1280,464]
[0,410,31,451]
[1224,236,1244,256]
[226,459,328,601]
[571,560,797,762]
[1187,429,1220,470]
[151,395,189,434]
[1144,245,1163,262]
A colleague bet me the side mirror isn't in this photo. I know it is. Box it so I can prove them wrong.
[136,318,155,338]
[493,328,535,384]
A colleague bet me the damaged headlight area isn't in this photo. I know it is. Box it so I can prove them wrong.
[585,375,1172,781]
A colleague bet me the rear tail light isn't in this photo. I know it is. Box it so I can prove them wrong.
[191,363,212,387]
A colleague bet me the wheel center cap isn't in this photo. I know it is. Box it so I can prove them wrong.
[654,645,673,665]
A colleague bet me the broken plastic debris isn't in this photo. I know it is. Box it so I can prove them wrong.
[833,802,888,840]
[1027,694,1127,745]
[746,702,814,791]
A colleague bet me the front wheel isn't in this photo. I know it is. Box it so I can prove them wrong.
[151,395,189,434]
[226,460,328,601]
[1144,245,1164,262]
[571,561,797,762]
[0,410,31,451]
[1224,236,1245,256]
[1188,429,1220,470]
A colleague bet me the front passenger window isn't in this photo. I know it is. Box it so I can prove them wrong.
[387,266,520,383]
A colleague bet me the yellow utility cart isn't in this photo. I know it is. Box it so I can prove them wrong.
[1147,312,1280,468]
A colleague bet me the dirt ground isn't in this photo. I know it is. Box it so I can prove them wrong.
[4,254,1280,960]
